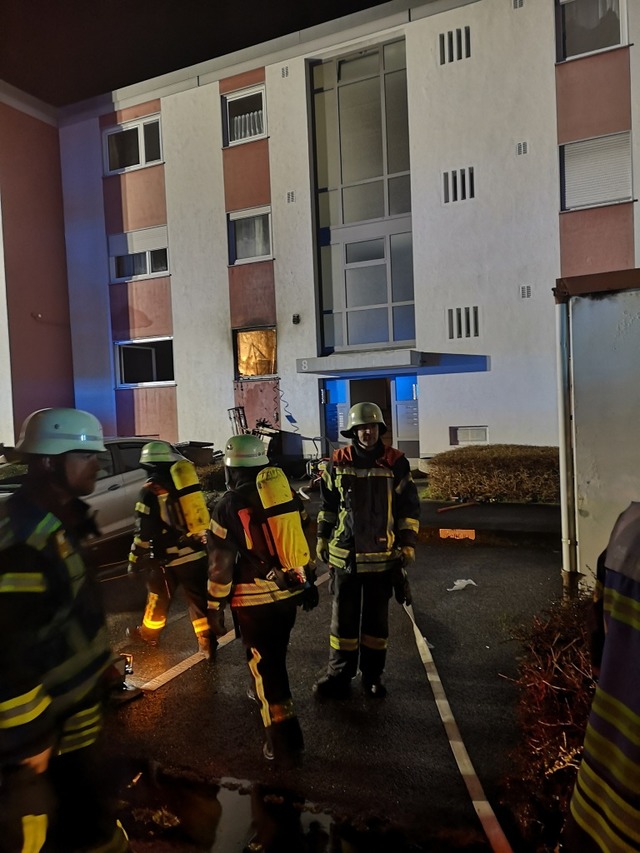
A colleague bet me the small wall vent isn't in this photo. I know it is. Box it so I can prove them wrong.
[287,191,296,204]
[281,65,289,78]
[513,0,524,8]
[520,285,532,299]
[516,141,529,156]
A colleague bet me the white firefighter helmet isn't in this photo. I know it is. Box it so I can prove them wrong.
[340,402,387,438]
[15,408,106,455]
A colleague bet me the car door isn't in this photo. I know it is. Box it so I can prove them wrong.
[111,440,149,536]
[88,445,126,540]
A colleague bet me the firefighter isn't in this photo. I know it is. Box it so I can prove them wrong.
[207,434,318,767]
[314,402,420,699]
[128,440,215,659]
[0,407,130,853]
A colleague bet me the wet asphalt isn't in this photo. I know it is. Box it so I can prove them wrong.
[100,499,563,852]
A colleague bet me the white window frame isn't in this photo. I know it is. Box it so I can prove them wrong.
[222,85,267,147]
[561,131,632,211]
[110,247,169,283]
[115,337,175,388]
[557,0,627,63]
[103,115,162,176]
[228,206,272,265]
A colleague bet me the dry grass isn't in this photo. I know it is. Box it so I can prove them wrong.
[500,594,595,850]
[425,445,559,504]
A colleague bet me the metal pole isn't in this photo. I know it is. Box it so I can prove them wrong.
[555,300,579,598]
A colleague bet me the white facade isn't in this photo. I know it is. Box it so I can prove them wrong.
[52,0,593,454]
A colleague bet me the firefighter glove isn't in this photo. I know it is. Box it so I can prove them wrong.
[392,566,413,606]
[300,565,319,611]
[208,606,227,638]
[328,566,336,596]
[400,546,415,567]
[316,537,330,564]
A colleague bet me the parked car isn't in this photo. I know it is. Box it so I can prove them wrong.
[0,437,218,571]
[0,437,150,552]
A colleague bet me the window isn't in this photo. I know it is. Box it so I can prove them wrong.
[560,132,631,210]
[449,426,488,446]
[104,117,162,174]
[222,86,266,146]
[312,40,412,353]
[96,450,116,480]
[111,248,168,282]
[447,307,480,340]
[228,207,272,264]
[556,0,623,61]
[234,328,277,379]
[116,338,174,386]
[321,224,414,349]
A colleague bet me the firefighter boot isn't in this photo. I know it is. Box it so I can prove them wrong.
[313,674,352,700]
[363,677,387,698]
[198,636,217,661]
[268,718,304,769]
[128,625,159,646]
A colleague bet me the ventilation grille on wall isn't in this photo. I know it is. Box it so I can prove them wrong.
[281,65,289,78]
[520,285,532,299]
[439,27,471,64]
[513,0,524,8]
[287,190,296,203]
[516,141,529,156]
[449,425,488,446]
[443,168,475,203]
[447,306,479,339]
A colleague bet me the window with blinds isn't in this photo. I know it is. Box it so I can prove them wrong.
[561,132,632,211]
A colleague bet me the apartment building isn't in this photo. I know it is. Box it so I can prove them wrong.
[0,0,635,468]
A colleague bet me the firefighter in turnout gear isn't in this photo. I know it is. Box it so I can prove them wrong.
[314,402,420,699]
[128,440,216,659]
[0,408,131,853]
[207,434,318,767]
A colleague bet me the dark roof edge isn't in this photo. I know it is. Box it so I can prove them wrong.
[554,267,640,303]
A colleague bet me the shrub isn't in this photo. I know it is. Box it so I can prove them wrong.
[500,594,595,851]
[196,462,226,511]
[425,444,559,504]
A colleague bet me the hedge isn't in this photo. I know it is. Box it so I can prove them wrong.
[425,444,560,504]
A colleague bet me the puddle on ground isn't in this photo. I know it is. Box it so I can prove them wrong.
[117,763,489,852]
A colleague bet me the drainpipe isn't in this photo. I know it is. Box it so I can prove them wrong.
[555,292,579,598]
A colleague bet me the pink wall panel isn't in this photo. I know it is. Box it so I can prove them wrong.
[115,385,177,441]
[103,164,167,234]
[556,48,631,144]
[99,100,161,129]
[559,203,634,278]
[0,102,74,436]
[219,68,265,96]
[228,262,276,328]
[223,139,270,211]
[233,379,280,430]
[110,277,173,340]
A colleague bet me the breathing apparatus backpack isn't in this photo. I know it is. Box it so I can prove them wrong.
[169,459,211,539]
[255,466,310,589]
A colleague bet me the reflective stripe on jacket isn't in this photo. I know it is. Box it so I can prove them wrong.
[316,443,420,572]
[0,492,113,765]
[208,481,307,608]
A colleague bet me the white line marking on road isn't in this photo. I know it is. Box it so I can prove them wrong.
[404,603,513,853]
[131,629,237,691]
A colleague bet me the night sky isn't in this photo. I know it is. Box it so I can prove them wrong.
[1,0,391,107]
